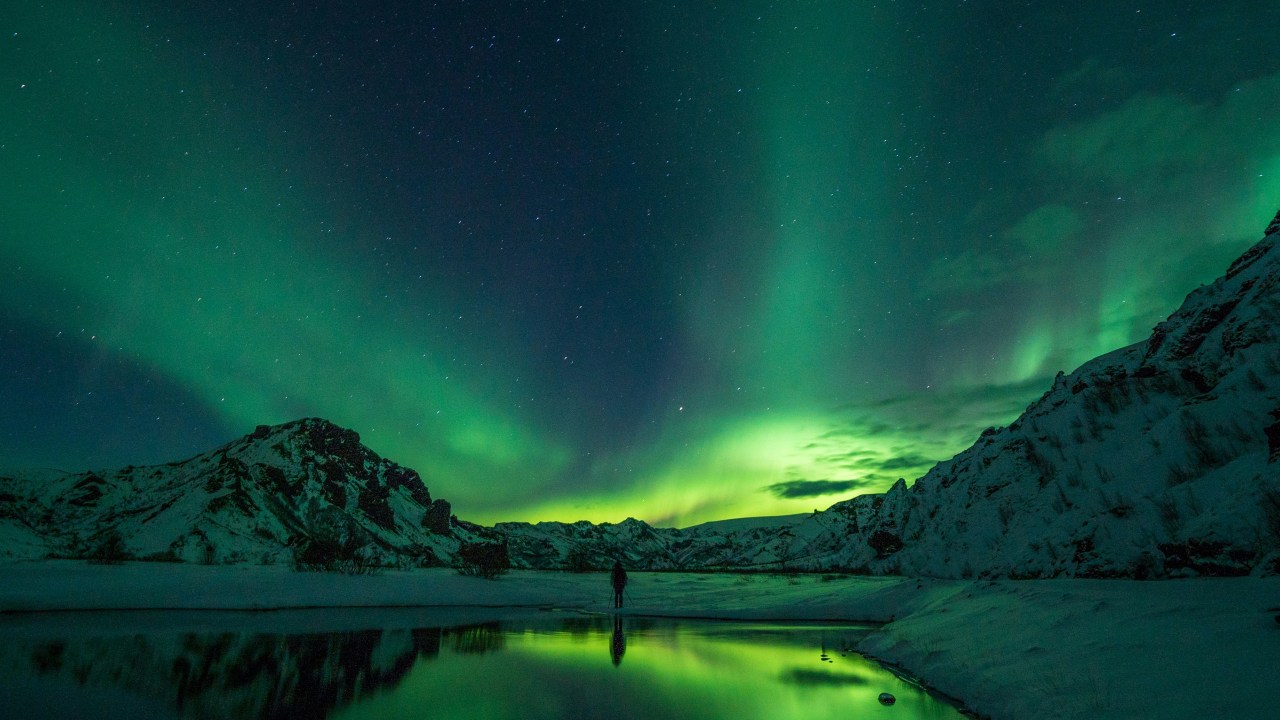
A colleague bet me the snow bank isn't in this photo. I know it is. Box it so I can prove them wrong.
[854,577,1280,719]
[1,561,1276,719]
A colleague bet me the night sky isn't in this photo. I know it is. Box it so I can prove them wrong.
[3,1,1278,526]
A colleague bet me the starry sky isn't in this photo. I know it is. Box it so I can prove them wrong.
[3,1,1279,527]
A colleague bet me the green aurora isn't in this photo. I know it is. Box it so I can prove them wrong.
[3,2,1278,525]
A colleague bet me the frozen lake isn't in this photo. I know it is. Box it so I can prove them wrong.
[0,609,965,719]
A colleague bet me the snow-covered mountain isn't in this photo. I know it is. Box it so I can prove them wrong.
[498,211,1280,578]
[3,213,1278,579]
[0,418,497,566]
[495,514,814,571]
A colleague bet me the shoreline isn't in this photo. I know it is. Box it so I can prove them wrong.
[1,561,1276,719]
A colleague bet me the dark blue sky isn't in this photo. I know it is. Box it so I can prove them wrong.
[2,1,1278,525]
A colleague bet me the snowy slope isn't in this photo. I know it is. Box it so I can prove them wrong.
[816,210,1280,578]
[0,418,496,566]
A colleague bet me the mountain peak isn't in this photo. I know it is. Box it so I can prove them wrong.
[247,417,362,454]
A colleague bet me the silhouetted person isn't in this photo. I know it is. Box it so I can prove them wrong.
[611,615,626,666]
[610,559,628,608]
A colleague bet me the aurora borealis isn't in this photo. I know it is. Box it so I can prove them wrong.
[3,1,1279,526]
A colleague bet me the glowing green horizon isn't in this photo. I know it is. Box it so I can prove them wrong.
[3,2,1277,527]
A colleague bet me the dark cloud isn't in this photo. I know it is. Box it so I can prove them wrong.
[875,454,936,472]
[765,479,870,500]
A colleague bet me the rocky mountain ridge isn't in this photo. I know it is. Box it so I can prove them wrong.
[0,417,497,566]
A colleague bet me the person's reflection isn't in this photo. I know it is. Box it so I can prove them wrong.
[610,615,627,667]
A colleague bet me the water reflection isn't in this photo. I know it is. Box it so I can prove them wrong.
[0,613,964,719]
[610,616,626,667]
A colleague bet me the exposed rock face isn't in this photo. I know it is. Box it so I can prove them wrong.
[424,499,453,535]
[1266,409,1280,463]
[0,418,495,566]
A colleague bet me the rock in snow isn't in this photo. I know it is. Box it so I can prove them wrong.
[3,212,1279,579]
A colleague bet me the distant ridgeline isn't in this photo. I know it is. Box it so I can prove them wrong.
[2,211,1279,578]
